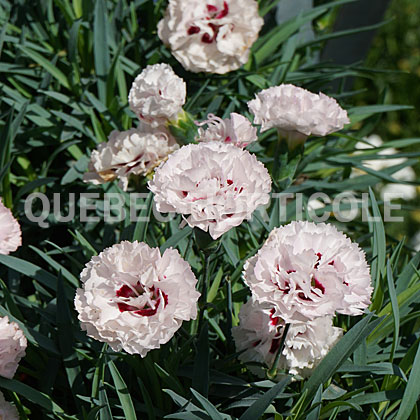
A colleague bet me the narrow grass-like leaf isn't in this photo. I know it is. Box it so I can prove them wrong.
[192,321,209,398]
[16,45,70,90]
[386,260,400,363]
[108,360,137,420]
[29,245,79,287]
[137,377,156,420]
[395,343,420,420]
[0,377,65,413]
[94,0,110,103]
[302,313,382,410]
[190,388,225,420]
[239,377,291,420]
[132,192,154,243]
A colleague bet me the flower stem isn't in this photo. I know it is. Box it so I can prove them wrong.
[267,323,290,379]
[197,252,211,329]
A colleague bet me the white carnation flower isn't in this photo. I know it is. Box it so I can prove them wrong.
[128,63,186,127]
[0,391,19,420]
[248,84,349,146]
[0,316,27,379]
[75,241,200,357]
[0,199,21,255]
[148,142,271,239]
[158,0,264,74]
[232,299,342,378]
[196,113,257,148]
[83,126,178,191]
[243,221,372,323]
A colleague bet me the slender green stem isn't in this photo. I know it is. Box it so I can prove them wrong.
[197,252,211,329]
[268,323,290,379]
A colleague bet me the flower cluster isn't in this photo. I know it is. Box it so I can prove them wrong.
[158,0,264,74]
[85,64,186,190]
[234,221,372,377]
[149,142,271,239]
[0,316,27,379]
[75,241,200,357]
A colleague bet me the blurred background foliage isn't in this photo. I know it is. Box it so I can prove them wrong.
[354,0,420,248]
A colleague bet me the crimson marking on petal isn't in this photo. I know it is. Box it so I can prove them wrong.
[269,308,280,326]
[118,302,138,312]
[311,278,325,294]
[135,306,159,316]
[252,340,261,347]
[188,25,200,35]
[202,32,214,43]
[207,4,218,12]
[216,1,229,19]
[328,260,334,266]
[314,252,322,269]
[286,269,296,274]
[182,191,188,197]
[227,179,233,185]
[225,136,232,143]
[116,284,137,298]
[269,337,281,354]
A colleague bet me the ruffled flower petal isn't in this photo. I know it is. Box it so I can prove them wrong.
[83,126,179,190]
[0,199,21,255]
[232,299,342,378]
[158,0,264,74]
[129,63,186,127]
[196,113,257,148]
[0,316,27,379]
[248,84,349,145]
[75,241,200,357]
[148,142,272,239]
[243,221,372,322]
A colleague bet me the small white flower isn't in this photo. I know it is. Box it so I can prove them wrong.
[83,126,178,191]
[128,63,186,127]
[148,142,271,239]
[0,391,19,420]
[243,221,372,323]
[196,113,257,148]
[248,84,349,146]
[74,241,200,357]
[0,316,27,379]
[0,199,21,255]
[232,299,342,378]
[158,0,264,74]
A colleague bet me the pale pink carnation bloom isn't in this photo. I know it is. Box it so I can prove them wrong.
[0,199,21,255]
[232,299,342,378]
[74,241,200,357]
[0,391,19,420]
[196,113,257,148]
[248,84,349,146]
[148,142,271,239]
[83,126,178,191]
[128,63,186,127]
[0,316,27,379]
[243,221,372,323]
[158,0,264,74]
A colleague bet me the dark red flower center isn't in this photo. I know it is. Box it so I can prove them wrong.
[115,282,168,316]
[187,2,230,44]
